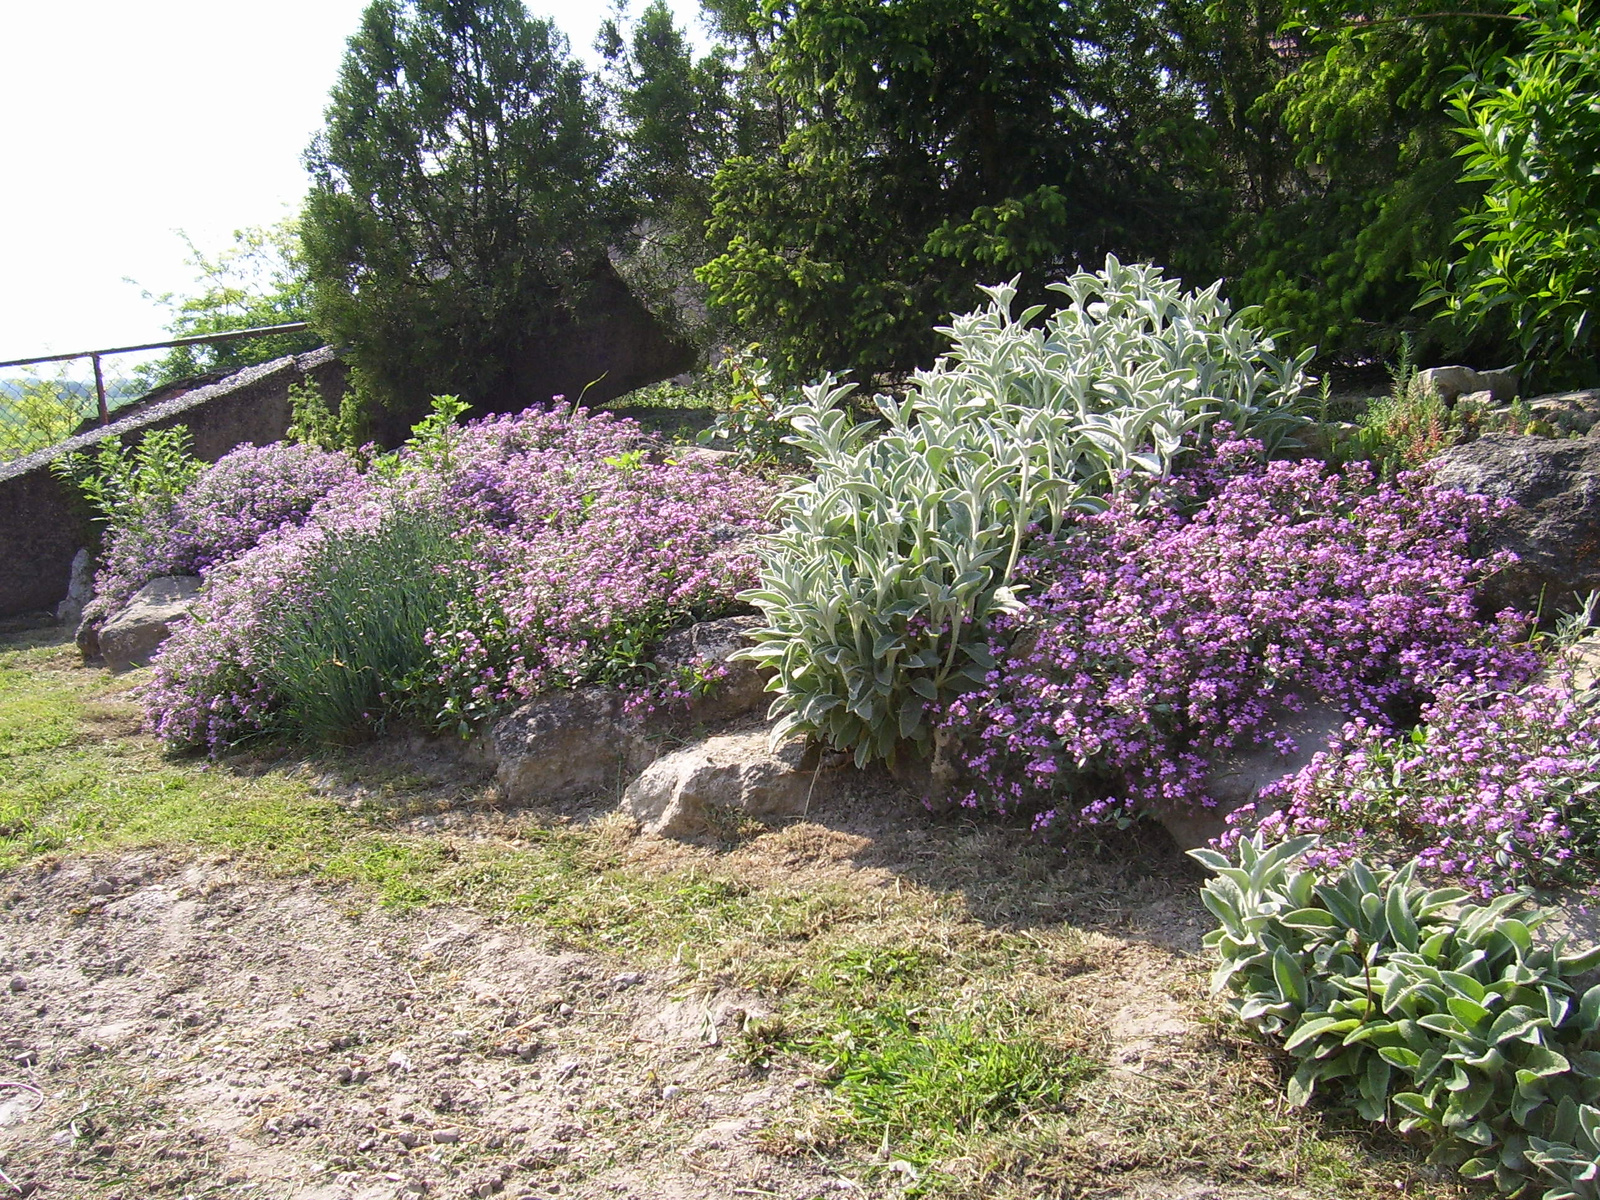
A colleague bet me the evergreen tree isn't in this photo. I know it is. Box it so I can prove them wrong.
[599,0,762,344]
[301,0,622,413]
[692,0,1219,381]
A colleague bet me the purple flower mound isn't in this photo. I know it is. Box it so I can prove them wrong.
[142,407,778,751]
[1246,670,1600,896]
[85,442,358,627]
[938,442,1540,833]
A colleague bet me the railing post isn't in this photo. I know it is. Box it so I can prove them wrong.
[92,353,108,426]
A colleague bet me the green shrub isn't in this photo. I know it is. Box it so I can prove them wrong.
[53,427,204,535]
[285,376,365,454]
[1423,0,1600,384]
[694,348,808,467]
[739,259,1312,766]
[1195,833,1600,1197]
[0,376,90,463]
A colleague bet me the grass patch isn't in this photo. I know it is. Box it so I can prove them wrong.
[821,1007,1090,1164]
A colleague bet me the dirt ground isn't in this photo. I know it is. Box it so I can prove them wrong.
[0,824,1248,1200]
[0,624,1420,1200]
[1,844,888,1200]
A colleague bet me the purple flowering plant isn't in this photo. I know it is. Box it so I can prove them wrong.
[81,440,358,630]
[142,405,777,750]
[1241,667,1600,896]
[939,440,1543,842]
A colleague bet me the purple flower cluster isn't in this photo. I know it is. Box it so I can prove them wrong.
[424,421,774,727]
[142,407,777,749]
[939,445,1539,830]
[85,442,357,627]
[1243,668,1600,895]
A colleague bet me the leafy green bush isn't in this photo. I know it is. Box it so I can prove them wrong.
[1195,833,1600,1197]
[285,375,365,455]
[0,375,91,463]
[739,259,1312,766]
[694,348,807,467]
[1423,0,1600,384]
[53,427,204,536]
[132,221,320,391]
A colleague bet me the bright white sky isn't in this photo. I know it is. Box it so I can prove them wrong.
[0,0,707,362]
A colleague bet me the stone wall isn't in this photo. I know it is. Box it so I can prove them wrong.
[1,274,694,619]
[0,348,347,619]
[360,259,696,445]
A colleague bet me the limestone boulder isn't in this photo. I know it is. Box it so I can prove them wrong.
[1527,389,1600,436]
[491,615,774,806]
[1478,366,1521,403]
[1430,432,1600,618]
[1416,364,1519,404]
[621,731,833,838]
[1149,700,1346,850]
[75,613,101,661]
[55,549,94,628]
[492,686,651,805]
[651,445,737,469]
[98,576,202,671]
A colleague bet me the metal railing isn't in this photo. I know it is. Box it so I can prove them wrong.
[0,322,312,463]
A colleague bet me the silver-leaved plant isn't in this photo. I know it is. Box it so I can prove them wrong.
[737,257,1313,765]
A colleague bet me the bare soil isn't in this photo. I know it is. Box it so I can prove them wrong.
[0,817,1252,1200]
[1,849,850,1200]
[0,628,1414,1200]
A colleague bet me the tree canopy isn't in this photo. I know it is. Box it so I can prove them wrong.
[284,0,1593,394]
[693,0,1220,379]
[301,0,623,413]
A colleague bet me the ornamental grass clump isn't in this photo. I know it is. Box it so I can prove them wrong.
[143,405,776,750]
[938,446,1539,830]
[740,259,1313,766]
[1196,833,1600,1199]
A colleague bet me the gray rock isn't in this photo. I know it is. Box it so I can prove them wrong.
[54,549,94,627]
[98,575,202,671]
[1417,364,1520,404]
[75,611,100,661]
[493,687,651,806]
[1478,366,1521,402]
[1527,389,1600,436]
[492,616,772,806]
[664,445,737,468]
[1540,633,1600,694]
[621,731,833,838]
[1416,365,1485,403]
[1153,701,1346,850]
[650,614,769,726]
[1431,433,1600,619]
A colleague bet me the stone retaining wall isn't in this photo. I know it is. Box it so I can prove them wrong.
[0,348,347,619]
